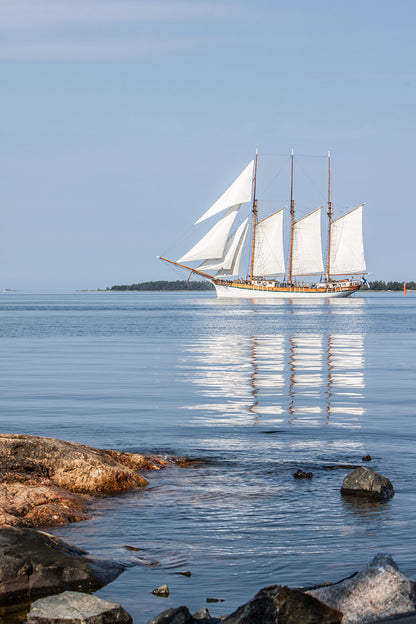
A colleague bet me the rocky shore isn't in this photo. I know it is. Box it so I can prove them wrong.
[0,434,413,624]
[0,433,189,529]
[0,434,189,612]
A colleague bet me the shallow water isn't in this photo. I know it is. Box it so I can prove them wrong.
[0,291,415,622]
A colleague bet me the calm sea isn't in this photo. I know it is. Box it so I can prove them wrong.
[0,291,415,623]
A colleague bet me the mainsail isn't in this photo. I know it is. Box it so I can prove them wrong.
[329,205,366,275]
[195,161,254,224]
[198,218,249,274]
[292,207,324,276]
[252,209,285,276]
[177,205,239,263]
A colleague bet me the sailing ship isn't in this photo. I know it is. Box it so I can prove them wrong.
[159,151,367,298]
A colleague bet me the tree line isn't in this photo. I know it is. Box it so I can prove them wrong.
[107,280,414,291]
[368,281,415,291]
[108,280,214,291]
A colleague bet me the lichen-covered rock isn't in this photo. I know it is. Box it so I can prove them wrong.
[0,527,124,606]
[341,467,394,500]
[221,585,342,624]
[27,591,132,623]
[307,553,416,624]
[0,434,183,528]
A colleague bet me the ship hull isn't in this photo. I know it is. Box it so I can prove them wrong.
[213,282,359,299]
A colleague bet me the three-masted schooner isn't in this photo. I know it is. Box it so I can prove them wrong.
[159,151,367,298]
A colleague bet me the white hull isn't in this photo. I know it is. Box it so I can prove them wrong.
[213,283,357,299]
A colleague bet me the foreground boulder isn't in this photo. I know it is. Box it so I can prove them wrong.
[0,527,124,606]
[27,591,132,624]
[221,585,342,624]
[307,553,416,624]
[341,467,394,500]
[0,434,184,528]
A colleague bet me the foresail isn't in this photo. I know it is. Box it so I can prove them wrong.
[218,221,248,276]
[252,209,285,276]
[177,206,239,264]
[329,205,366,274]
[292,207,324,275]
[195,160,254,224]
[198,218,248,273]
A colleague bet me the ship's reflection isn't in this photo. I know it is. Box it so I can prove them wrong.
[182,332,365,427]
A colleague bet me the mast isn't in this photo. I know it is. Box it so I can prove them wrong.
[326,151,332,282]
[249,149,259,282]
[288,149,295,284]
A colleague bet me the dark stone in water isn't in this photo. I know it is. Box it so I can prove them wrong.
[362,455,372,462]
[122,545,143,551]
[206,598,223,603]
[147,606,193,624]
[174,570,192,577]
[221,585,342,624]
[341,467,394,500]
[0,527,124,607]
[294,469,313,479]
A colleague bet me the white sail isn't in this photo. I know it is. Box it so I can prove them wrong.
[252,209,285,276]
[195,161,254,224]
[198,218,249,273]
[292,207,324,275]
[218,223,248,276]
[329,205,366,275]
[177,206,239,263]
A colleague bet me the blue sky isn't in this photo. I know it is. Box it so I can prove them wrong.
[1,0,415,289]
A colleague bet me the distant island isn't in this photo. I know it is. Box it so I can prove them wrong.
[107,280,214,291]
[107,280,414,292]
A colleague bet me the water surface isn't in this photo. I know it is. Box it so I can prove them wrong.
[0,291,415,622]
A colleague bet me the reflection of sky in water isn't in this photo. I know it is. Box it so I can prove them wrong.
[181,332,365,428]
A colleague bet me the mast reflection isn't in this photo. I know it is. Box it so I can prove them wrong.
[182,332,365,427]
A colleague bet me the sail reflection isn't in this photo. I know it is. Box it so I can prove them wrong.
[181,332,365,427]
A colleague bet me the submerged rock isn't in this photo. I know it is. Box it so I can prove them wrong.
[27,591,132,624]
[307,553,416,624]
[221,585,342,624]
[294,469,313,479]
[0,434,183,528]
[362,455,372,462]
[0,527,124,606]
[341,466,394,500]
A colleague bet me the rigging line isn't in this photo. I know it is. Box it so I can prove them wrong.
[294,159,327,207]
[257,154,292,201]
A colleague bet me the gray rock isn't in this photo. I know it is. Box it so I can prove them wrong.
[27,591,132,623]
[192,608,211,619]
[152,584,170,597]
[147,606,193,624]
[221,584,342,624]
[0,527,124,606]
[341,467,394,500]
[307,553,416,624]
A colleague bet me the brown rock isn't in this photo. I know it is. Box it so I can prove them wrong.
[0,434,186,528]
